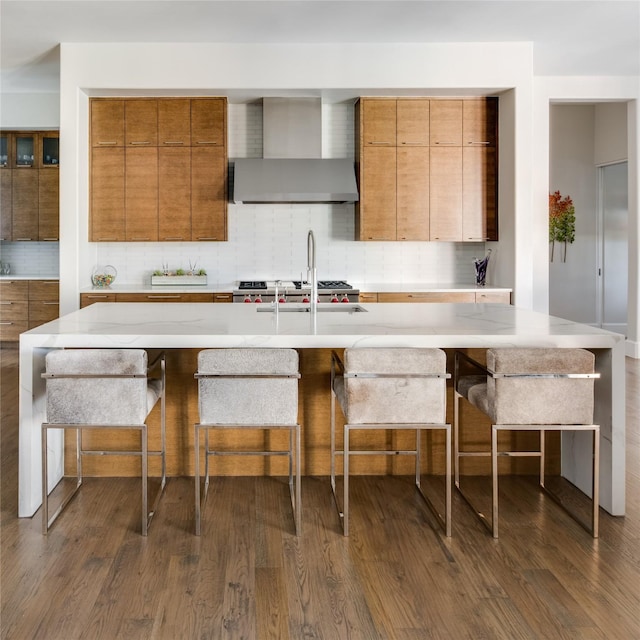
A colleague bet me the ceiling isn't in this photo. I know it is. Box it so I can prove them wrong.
[1,0,639,96]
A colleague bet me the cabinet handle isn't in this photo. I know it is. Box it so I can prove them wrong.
[15,238,32,241]
[467,141,490,145]
[0,302,13,305]
[97,141,118,146]
[147,295,181,299]
[400,142,425,145]
[196,141,220,145]
[215,295,231,300]
[367,141,393,145]
[0,322,14,325]
[42,302,58,306]
[129,141,151,145]
[87,295,110,299]
[130,237,150,241]
[97,237,118,241]
[42,238,58,241]
[162,141,184,145]
[408,294,430,298]
[197,237,218,241]
[467,237,490,241]
[434,142,457,145]
[162,237,184,241]
[366,237,389,241]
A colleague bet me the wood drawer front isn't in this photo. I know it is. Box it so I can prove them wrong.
[476,291,511,304]
[80,293,116,307]
[378,292,475,303]
[28,301,59,327]
[0,280,28,301]
[358,292,379,303]
[213,293,233,303]
[0,319,28,341]
[116,293,214,303]
[0,300,28,321]
[29,280,59,301]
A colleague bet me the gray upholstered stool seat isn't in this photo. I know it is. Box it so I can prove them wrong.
[454,348,600,538]
[42,349,166,536]
[194,348,301,536]
[330,348,451,536]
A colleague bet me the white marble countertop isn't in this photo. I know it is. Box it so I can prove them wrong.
[23,301,620,350]
[0,275,59,281]
[353,282,512,293]
[79,283,235,294]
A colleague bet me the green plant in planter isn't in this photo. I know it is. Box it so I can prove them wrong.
[176,268,185,276]
[549,190,576,262]
[197,269,207,276]
[152,270,163,276]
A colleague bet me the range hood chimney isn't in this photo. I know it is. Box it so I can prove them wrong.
[232,97,359,204]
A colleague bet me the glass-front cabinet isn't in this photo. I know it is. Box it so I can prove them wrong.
[0,134,10,167]
[40,133,60,167]
[14,133,36,167]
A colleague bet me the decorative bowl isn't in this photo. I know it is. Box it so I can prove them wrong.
[91,265,117,288]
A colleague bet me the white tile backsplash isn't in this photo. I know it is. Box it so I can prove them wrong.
[5,103,486,287]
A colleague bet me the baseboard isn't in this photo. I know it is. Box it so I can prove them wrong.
[626,339,639,359]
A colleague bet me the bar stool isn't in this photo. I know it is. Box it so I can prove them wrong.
[330,348,451,537]
[454,348,600,538]
[42,349,166,536]
[194,348,301,536]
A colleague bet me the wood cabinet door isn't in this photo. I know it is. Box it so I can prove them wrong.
[38,132,60,168]
[0,170,11,240]
[91,100,124,147]
[90,147,125,241]
[159,147,191,241]
[378,291,475,303]
[476,291,510,304]
[125,100,158,147]
[158,99,191,146]
[397,146,429,241]
[80,293,116,307]
[29,280,59,301]
[463,147,496,241]
[191,99,226,146]
[463,98,498,147]
[430,100,463,147]
[362,100,396,146]
[430,147,462,241]
[191,146,226,241]
[359,146,396,240]
[125,147,158,241]
[397,99,430,146]
[38,170,59,241]
[11,170,39,240]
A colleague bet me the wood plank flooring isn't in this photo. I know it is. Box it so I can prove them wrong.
[2,345,639,639]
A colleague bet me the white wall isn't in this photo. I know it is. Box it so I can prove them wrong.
[549,105,598,324]
[595,102,628,165]
[0,93,60,128]
[57,41,534,314]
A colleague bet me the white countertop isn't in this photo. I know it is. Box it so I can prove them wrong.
[0,275,59,281]
[22,300,620,350]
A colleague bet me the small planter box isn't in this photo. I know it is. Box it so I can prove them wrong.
[151,275,207,286]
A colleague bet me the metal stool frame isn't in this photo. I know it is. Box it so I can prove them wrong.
[41,351,166,536]
[194,371,302,536]
[330,350,452,537]
[453,349,600,538]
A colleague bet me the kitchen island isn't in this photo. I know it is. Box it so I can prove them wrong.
[19,301,625,518]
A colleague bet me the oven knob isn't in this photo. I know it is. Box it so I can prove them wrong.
[341,295,350,303]
[243,295,252,303]
[278,295,286,303]
[302,295,310,303]
[331,294,339,303]
[255,294,263,303]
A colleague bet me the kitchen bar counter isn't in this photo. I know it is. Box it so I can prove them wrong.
[354,282,512,294]
[19,302,624,518]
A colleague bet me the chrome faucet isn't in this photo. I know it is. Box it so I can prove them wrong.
[307,230,318,314]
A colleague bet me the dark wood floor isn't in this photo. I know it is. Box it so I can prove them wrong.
[2,345,639,639]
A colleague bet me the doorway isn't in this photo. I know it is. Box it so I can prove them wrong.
[598,161,628,335]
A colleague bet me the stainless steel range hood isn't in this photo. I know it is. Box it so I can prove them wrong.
[232,98,359,204]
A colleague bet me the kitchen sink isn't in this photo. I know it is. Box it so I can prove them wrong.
[256,303,368,313]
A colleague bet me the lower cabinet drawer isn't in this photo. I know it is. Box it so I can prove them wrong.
[28,301,59,328]
[0,301,28,340]
[116,293,214,303]
[80,293,116,307]
[0,320,29,341]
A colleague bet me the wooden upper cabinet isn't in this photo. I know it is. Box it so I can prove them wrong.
[362,100,396,146]
[38,171,59,241]
[430,100,463,147]
[125,100,158,147]
[0,132,11,168]
[0,171,11,240]
[90,147,125,241]
[358,146,397,240]
[397,100,430,146]
[430,147,463,241]
[159,147,191,241]
[158,99,191,146]
[91,100,124,147]
[397,147,429,241]
[191,98,226,146]
[12,170,39,240]
[463,147,497,241]
[125,147,158,241]
[463,98,498,147]
[38,132,60,168]
[191,146,226,241]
